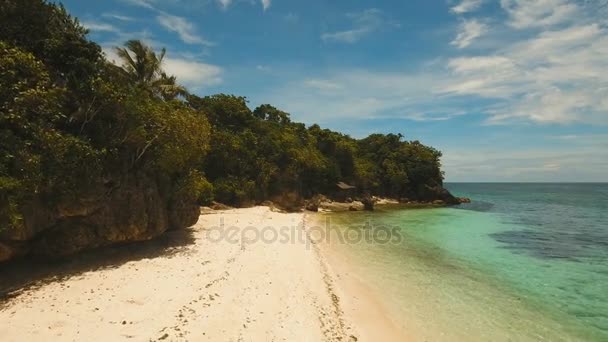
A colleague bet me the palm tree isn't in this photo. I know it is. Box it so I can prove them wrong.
[115,40,187,100]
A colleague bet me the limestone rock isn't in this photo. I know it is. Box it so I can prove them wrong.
[0,175,199,262]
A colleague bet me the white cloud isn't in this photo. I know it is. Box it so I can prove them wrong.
[451,0,484,14]
[500,0,578,29]
[156,12,213,46]
[304,79,343,91]
[447,56,513,73]
[321,28,371,44]
[261,0,272,11]
[443,22,608,124]
[451,19,488,48]
[442,140,608,182]
[102,47,223,88]
[253,0,607,128]
[163,58,223,87]
[267,15,608,126]
[284,13,299,23]
[82,21,121,33]
[121,0,155,10]
[322,9,396,44]
[218,0,232,9]
[102,13,135,22]
[258,69,455,124]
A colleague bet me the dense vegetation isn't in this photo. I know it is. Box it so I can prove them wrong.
[0,0,453,245]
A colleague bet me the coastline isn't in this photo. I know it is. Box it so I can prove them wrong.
[0,207,406,341]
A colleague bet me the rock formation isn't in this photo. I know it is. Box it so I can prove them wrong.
[0,175,199,262]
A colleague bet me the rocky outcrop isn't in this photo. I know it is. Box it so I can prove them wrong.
[0,175,199,262]
[413,184,461,205]
[210,201,234,211]
[305,200,319,212]
[361,195,375,211]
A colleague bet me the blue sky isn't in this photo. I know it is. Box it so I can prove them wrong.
[63,0,608,182]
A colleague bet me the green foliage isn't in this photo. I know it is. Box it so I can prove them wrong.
[188,93,445,206]
[0,0,450,235]
[171,170,213,206]
[0,0,102,101]
[115,40,187,100]
[0,2,210,232]
[253,104,291,124]
[213,177,256,206]
[188,94,255,130]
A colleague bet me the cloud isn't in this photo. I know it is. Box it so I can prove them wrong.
[451,19,488,48]
[102,47,223,88]
[304,79,343,91]
[163,58,223,87]
[121,0,155,10]
[443,22,608,124]
[256,68,458,125]
[261,0,271,11]
[268,22,607,126]
[251,0,607,129]
[442,139,608,181]
[156,12,213,46]
[284,12,299,23]
[102,13,135,22]
[82,21,121,33]
[322,9,397,43]
[321,28,370,44]
[500,0,578,29]
[266,13,607,126]
[447,56,513,73]
[218,0,232,9]
[451,0,485,14]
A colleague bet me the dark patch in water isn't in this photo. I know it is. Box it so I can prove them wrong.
[490,228,608,261]
[453,200,495,212]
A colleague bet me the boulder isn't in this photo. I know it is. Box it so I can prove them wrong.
[361,195,375,211]
[210,202,233,210]
[305,200,319,212]
[348,205,358,211]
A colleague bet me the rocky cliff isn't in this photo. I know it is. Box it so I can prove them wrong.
[0,175,199,263]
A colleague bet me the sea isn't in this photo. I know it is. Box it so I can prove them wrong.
[324,183,608,341]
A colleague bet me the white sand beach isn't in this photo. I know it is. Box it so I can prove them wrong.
[0,207,407,341]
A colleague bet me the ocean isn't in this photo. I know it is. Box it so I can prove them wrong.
[324,183,608,341]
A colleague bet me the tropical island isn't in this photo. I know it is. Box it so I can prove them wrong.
[0,0,461,263]
[2,1,607,342]
[0,1,470,341]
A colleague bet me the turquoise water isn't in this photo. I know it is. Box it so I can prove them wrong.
[325,183,608,341]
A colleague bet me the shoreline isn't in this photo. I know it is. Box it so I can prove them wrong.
[304,213,410,341]
[0,207,406,341]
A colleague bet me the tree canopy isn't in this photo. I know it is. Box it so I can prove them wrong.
[1,0,450,233]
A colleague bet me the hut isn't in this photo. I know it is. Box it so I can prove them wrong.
[334,182,356,202]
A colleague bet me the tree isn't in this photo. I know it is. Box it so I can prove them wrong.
[253,104,291,124]
[115,40,187,100]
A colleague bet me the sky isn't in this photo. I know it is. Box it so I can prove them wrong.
[62,0,608,182]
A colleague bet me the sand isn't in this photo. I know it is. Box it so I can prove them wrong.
[0,207,408,341]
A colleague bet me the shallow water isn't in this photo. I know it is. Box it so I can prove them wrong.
[324,183,608,341]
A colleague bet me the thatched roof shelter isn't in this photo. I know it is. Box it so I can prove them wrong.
[336,182,356,190]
